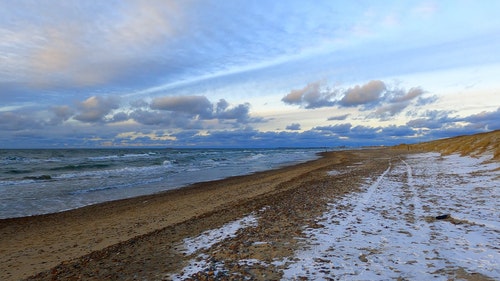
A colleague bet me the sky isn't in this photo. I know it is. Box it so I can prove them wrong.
[1,0,499,148]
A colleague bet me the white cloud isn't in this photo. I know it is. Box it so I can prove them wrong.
[282,81,336,109]
[339,80,386,107]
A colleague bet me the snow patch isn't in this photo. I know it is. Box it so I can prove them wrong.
[169,214,258,280]
[181,214,258,255]
[282,153,500,280]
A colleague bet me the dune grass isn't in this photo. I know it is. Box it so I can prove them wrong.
[394,130,499,161]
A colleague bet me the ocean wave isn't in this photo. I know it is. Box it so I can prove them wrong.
[0,148,323,218]
[70,185,118,194]
[88,152,158,161]
[162,160,175,168]
[50,163,112,171]
[70,177,164,195]
[23,175,52,180]
[53,164,171,180]
[5,169,33,174]
[0,178,37,186]
[245,153,266,161]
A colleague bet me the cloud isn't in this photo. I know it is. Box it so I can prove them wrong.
[214,99,255,123]
[380,125,416,137]
[403,108,500,141]
[0,111,42,131]
[116,131,176,142]
[110,0,183,47]
[338,80,386,107]
[283,80,434,121]
[74,96,120,123]
[283,80,429,112]
[406,118,442,129]
[0,0,190,91]
[281,81,336,109]
[286,123,301,130]
[463,107,500,130]
[371,102,411,119]
[314,123,352,134]
[406,110,457,129]
[327,114,349,121]
[416,95,438,105]
[149,96,263,125]
[390,87,425,103]
[151,95,213,118]
[129,110,173,126]
[110,112,129,123]
[369,86,427,119]
[50,105,74,125]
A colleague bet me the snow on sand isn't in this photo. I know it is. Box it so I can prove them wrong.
[283,152,499,280]
[168,152,498,280]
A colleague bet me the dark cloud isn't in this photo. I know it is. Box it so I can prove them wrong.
[339,80,386,107]
[149,96,259,124]
[110,112,129,123]
[281,81,336,109]
[407,118,443,129]
[130,99,149,108]
[1,113,493,148]
[380,125,416,137]
[349,125,380,139]
[214,100,253,123]
[286,123,301,130]
[215,99,230,113]
[368,86,430,120]
[0,111,42,131]
[49,105,74,125]
[151,95,213,119]
[406,110,458,129]
[463,107,500,130]
[371,102,411,119]
[417,95,438,105]
[403,108,500,142]
[390,87,425,103]
[129,110,175,126]
[314,123,352,134]
[327,114,349,121]
[74,96,120,123]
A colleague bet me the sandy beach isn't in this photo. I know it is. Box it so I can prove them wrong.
[1,131,498,280]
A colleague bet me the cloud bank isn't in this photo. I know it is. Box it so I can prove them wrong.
[0,89,497,148]
[283,80,429,120]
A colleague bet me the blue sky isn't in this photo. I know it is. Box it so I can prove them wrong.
[1,0,499,148]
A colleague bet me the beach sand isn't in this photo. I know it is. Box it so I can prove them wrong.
[1,131,498,280]
[1,149,374,280]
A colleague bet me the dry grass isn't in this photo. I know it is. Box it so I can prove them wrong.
[393,130,500,160]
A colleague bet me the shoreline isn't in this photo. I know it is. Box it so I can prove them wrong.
[2,149,371,281]
[0,148,325,220]
[0,151,324,221]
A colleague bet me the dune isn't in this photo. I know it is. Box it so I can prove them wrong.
[394,130,500,160]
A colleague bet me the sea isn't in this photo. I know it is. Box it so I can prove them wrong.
[0,148,324,219]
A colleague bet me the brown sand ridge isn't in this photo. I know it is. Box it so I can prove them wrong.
[1,130,497,280]
[393,129,500,160]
